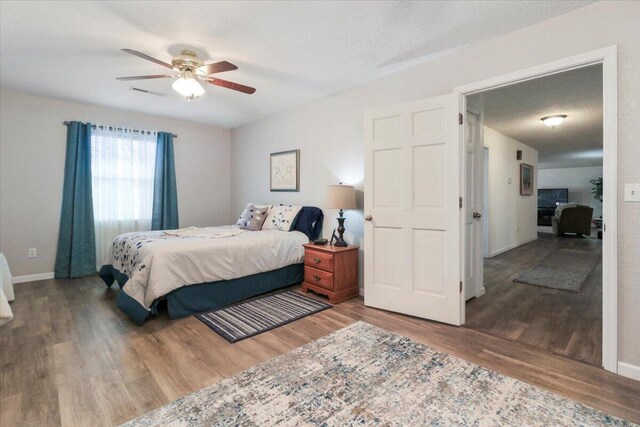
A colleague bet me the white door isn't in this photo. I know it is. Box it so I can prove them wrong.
[364,94,462,325]
[482,147,490,258]
[464,112,484,300]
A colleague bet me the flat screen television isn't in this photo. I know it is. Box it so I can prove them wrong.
[538,188,569,209]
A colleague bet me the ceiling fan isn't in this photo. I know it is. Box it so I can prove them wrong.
[117,49,256,99]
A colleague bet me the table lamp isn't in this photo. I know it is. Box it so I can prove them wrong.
[325,183,357,247]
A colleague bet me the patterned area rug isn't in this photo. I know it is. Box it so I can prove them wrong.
[513,248,600,292]
[121,322,631,426]
[195,291,332,342]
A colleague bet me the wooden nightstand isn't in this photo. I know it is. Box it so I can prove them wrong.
[301,244,359,304]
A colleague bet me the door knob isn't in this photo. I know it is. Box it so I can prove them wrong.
[473,212,482,219]
[365,215,373,221]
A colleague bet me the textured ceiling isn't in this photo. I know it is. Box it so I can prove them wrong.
[0,1,592,129]
[468,64,603,169]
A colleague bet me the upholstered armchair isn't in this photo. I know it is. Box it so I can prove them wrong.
[552,204,594,237]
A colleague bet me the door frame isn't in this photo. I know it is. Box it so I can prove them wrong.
[454,46,618,373]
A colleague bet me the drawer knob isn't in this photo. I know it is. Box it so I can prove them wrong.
[365,215,373,221]
[313,257,322,264]
[313,275,321,282]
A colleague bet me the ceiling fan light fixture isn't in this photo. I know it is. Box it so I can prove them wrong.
[541,115,567,128]
[172,76,205,100]
[118,48,255,96]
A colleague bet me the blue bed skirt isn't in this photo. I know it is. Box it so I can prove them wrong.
[99,264,304,325]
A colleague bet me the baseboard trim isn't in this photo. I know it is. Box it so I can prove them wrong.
[617,361,640,381]
[12,272,55,283]
[476,286,486,297]
[488,235,538,258]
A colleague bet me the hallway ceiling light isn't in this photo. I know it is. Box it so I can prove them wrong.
[541,115,567,128]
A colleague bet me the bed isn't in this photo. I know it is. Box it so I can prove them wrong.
[100,206,323,325]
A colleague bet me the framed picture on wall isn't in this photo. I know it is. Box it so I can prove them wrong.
[270,149,300,192]
[520,163,534,196]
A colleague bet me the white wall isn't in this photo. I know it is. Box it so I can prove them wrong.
[230,2,640,365]
[483,127,538,257]
[539,166,603,218]
[0,89,231,277]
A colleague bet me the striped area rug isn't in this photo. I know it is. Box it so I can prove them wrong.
[195,291,332,343]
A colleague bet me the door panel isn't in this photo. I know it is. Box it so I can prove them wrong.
[414,145,446,208]
[373,227,403,288]
[364,94,461,325]
[413,229,446,294]
[373,115,402,139]
[373,150,402,208]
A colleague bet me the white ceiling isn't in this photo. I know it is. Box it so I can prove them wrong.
[0,1,592,129]
[468,64,603,169]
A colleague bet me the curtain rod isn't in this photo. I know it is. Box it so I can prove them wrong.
[63,122,177,138]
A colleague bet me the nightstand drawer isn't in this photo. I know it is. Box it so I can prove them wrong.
[304,250,334,272]
[304,266,334,290]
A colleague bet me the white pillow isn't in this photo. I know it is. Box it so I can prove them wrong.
[262,205,303,231]
[236,204,271,231]
[249,202,272,212]
[236,203,272,227]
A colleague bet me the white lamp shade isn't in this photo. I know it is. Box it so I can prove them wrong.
[172,77,205,99]
[325,184,356,210]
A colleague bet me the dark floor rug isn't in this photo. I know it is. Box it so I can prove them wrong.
[513,248,600,292]
[195,291,332,342]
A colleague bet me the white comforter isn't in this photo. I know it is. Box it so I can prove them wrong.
[0,253,15,325]
[107,226,308,311]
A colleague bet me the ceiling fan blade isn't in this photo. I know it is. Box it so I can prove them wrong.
[204,78,256,94]
[116,74,174,81]
[131,87,166,97]
[121,49,173,69]
[199,60,238,75]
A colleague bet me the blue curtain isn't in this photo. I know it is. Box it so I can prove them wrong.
[151,132,179,230]
[54,122,97,278]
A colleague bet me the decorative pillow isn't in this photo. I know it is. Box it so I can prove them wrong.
[236,204,270,231]
[262,205,303,231]
[236,203,253,226]
[249,202,272,213]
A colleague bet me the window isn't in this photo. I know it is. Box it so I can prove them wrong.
[91,126,157,264]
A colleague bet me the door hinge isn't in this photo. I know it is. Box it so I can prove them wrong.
[460,281,463,293]
[459,196,463,209]
[459,113,463,125]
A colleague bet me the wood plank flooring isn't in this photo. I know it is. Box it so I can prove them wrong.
[1,272,638,426]
[466,232,603,366]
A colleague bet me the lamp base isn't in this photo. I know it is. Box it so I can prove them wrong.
[334,210,348,246]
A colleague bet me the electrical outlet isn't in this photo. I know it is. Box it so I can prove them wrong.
[625,183,640,202]
[28,248,37,258]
